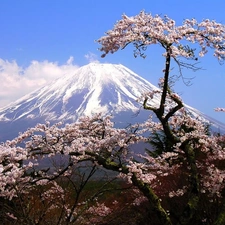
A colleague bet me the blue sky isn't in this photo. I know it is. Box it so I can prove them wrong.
[0,0,225,122]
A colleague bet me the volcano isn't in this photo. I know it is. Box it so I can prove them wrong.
[0,63,224,141]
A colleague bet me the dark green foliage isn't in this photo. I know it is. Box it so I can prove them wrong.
[147,130,174,157]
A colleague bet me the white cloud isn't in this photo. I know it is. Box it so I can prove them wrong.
[84,52,99,63]
[66,56,74,65]
[0,57,79,108]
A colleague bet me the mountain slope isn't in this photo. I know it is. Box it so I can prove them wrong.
[0,63,224,141]
[0,63,159,122]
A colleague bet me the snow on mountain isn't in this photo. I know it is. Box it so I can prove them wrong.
[0,62,224,141]
[0,63,159,122]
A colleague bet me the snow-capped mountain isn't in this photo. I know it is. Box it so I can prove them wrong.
[0,63,224,141]
[0,63,159,122]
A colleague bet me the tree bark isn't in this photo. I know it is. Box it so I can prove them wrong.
[131,173,173,225]
[177,143,200,225]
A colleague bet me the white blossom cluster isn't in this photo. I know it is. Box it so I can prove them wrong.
[97,11,225,60]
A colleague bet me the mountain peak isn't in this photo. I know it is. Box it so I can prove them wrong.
[0,63,158,123]
[0,62,224,142]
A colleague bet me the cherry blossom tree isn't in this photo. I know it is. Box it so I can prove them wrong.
[1,11,225,225]
[97,11,225,225]
[0,115,147,224]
